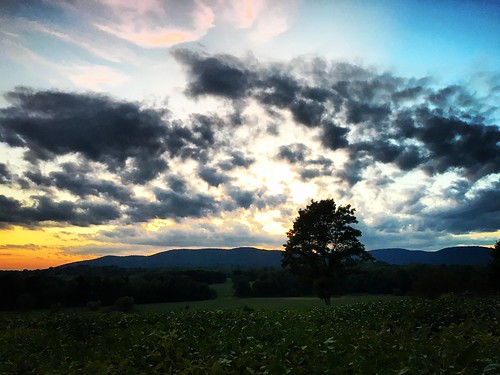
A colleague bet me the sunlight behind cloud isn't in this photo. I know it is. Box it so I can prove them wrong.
[254,209,287,235]
[144,218,176,232]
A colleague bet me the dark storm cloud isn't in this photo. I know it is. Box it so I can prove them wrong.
[172,49,253,99]
[277,143,309,163]
[227,189,255,209]
[126,189,218,222]
[0,87,169,183]
[24,163,132,202]
[164,114,223,162]
[299,169,321,180]
[174,50,499,184]
[224,186,287,211]
[0,87,242,227]
[167,176,188,194]
[198,166,230,187]
[298,156,334,181]
[218,151,255,171]
[257,70,300,108]
[409,110,500,179]
[290,97,325,127]
[345,102,391,125]
[426,183,500,233]
[0,194,120,228]
[321,121,349,150]
[335,158,369,187]
[277,144,334,181]
[0,163,11,183]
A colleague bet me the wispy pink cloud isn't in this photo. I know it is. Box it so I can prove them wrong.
[67,65,130,91]
[92,0,214,48]
[90,0,292,48]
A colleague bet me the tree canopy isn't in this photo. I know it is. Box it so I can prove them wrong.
[282,198,373,305]
[489,239,500,292]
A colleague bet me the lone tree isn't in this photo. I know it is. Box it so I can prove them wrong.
[282,199,373,305]
[489,239,500,293]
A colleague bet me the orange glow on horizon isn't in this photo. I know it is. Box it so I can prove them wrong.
[0,244,94,270]
[0,225,108,270]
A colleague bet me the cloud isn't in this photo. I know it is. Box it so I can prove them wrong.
[174,50,500,184]
[0,194,121,228]
[276,144,334,181]
[172,49,254,99]
[218,151,255,170]
[1,52,498,247]
[98,220,283,249]
[24,162,132,202]
[163,113,224,162]
[198,166,231,187]
[0,163,11,183]
[277,143,309,163]
[90,0,215,48]
[125,189,218,223]
[223,186,287,211]
[425,183,500,234]
[0,87,243,227]
[0,87,169,183]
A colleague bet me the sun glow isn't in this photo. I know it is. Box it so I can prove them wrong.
[254,209,287,235]
[144,218,176,232]
[0,225,112,270]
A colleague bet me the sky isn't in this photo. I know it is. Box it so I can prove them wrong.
[0,0,499,270]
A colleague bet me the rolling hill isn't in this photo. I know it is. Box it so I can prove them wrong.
[58,246,492,269]
[369,246,491,266]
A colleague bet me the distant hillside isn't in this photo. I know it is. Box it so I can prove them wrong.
[58,246,492,269]
[60,247,283,269]
[370,246,491,266]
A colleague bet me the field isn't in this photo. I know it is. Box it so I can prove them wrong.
[138,282,406,312]
[1,296,499,374]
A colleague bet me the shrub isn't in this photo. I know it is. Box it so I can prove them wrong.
[86,300,101,311]
[113,296,134,312]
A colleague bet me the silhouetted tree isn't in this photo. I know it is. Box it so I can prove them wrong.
[282,199,373,305]
[489,239,500,293]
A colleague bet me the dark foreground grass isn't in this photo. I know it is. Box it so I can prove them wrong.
[1,297,499,374]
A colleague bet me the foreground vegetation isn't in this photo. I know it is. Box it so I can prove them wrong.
[1,297,498,374]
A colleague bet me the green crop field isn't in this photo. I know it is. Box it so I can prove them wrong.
[1,297,499,374]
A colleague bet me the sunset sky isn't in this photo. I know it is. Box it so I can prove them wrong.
[1,0,499,270]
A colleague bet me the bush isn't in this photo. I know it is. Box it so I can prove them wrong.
[113,296,134,312]
[50,303,63,313]
[86,300,101,311]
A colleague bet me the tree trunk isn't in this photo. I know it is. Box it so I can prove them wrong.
[323,296,331,306]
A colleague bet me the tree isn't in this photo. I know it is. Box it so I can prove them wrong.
[489,239,500,293]
[282,199,373,305]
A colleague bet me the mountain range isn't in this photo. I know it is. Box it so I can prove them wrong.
[58,246,492,269]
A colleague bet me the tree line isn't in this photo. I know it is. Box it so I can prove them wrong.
[0,267,225,311]
[232,262,495,299]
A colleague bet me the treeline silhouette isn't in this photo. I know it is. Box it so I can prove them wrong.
[1,261,496,311]
[0,266,225,311]
[232,262,494,299]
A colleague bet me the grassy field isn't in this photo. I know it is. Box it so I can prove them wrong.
[2,297,499,374]
[137,282,407,312]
